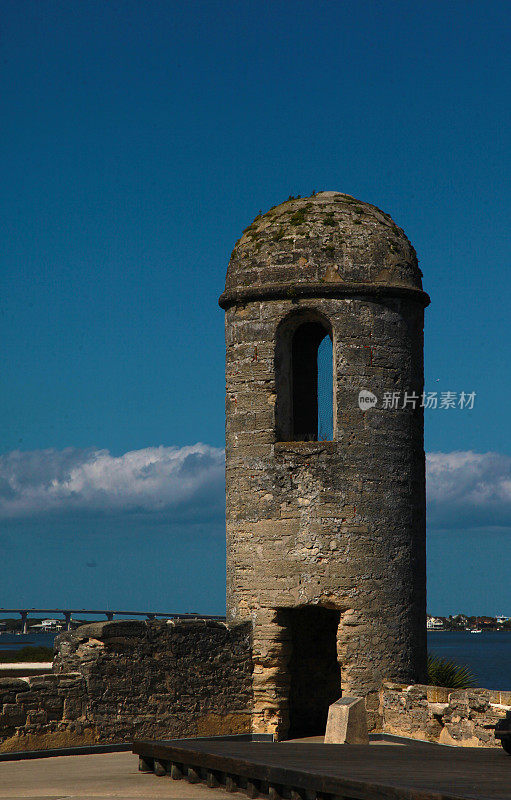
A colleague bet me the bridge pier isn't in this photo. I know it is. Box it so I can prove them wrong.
[0,609,225,629]
[20,611,28,635]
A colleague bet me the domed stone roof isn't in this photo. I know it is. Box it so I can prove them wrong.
[219,192,429,308]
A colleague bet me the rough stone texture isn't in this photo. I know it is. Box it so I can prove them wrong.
[324,696,369,744]
[222,191,424,298]
[380,683,511,747]
[0,619,253,751]
[220,192,429,738]
[0,673,87,752]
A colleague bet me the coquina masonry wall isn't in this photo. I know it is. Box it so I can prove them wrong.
[0,619,253,752]
[380,682,511,747]
[1,621,508,751]
[224,295,427,737]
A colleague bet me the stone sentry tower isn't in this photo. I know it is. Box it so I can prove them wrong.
[219,192,430,738]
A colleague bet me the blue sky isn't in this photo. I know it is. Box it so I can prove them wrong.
[1,0,510,617]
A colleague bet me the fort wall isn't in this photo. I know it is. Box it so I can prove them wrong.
[1,621,508,751]
[380,682,511,748]
[0,619,253,752]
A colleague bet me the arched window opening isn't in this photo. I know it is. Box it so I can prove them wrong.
[317,335,334,441]
[275,313,334,442]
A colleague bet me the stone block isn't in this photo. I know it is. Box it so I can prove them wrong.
[429,702,449,717]
[0,678,29,693]
[26,709,48,725]
[74,620,146,641]
[1,703,26,726]
[324,696,369,744]
[27,675,58,689]
[426,686,450,703]
[57,674,85,689]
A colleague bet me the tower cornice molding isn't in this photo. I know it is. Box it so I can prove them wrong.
[219,282,430,310]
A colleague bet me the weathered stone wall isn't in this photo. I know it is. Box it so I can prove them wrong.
[220,192,429,738]
[0,673,87,753]
[380,682,511,747]
[3,638,509,752]
[0,619,253,752]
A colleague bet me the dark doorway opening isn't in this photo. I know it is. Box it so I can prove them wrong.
[278,606,341,739]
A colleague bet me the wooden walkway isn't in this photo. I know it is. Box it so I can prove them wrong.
[133,737,511,800]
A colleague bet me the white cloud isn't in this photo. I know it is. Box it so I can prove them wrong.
[0,445,509,532]
[426,451,511,529]
[0,444,225,520]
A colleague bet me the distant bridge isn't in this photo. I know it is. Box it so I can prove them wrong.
[0,609,226,634]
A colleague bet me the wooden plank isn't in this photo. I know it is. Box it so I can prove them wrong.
[133,738,511,800]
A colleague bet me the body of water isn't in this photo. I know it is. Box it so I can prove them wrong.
[0,632,57,650]
[428,631,511,690]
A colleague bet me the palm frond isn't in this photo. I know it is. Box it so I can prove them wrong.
[427,653,475,689]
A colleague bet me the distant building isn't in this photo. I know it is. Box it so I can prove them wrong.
[427,616,444,629]
[29,618,63,632]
